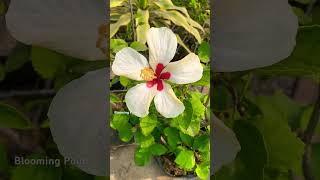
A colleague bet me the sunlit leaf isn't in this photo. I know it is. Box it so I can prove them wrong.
[140,115,158,136]
[130,41,148,51]
[136,9,150,43]
[156,10,202,43]
[175,149,195,170]
[110,0,126,8]
[110,13,131,38]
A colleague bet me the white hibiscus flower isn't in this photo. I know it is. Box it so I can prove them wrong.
[5,0,298,177]
[112,27,203,118]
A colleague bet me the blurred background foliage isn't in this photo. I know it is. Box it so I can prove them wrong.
[212,1,320,180]
[0,0,210,179]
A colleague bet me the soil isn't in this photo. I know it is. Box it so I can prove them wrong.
[160,155,195,177]
[110,144,202,180]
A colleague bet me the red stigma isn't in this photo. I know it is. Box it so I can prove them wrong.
[146,63,171,91]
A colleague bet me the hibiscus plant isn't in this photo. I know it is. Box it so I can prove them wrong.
[0,0,320,180]
[110,27,210,179]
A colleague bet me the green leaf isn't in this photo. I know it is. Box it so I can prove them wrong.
[163,127,181,148]
[251,91,304,128]
[0,144,8,173]
[149,144,167,156]
[156,10,202,43]
[135,9,150,43]
[110,0,125,8]
[134,147,151,166]
[119,76,131,87]
[110,39,128,53]
[11,154,62,180]
[193,67,210,87]
[183,118,201,137]
[140,115,158,136]
[179,132,193,146]
[111,114,133,142]
[0,103,33,129]
[250,95,305,171]
[195,162,209,180]
[118,123,133,142]
[110,13,131,38]
[255,25,320,80]
[189,92,206,118]
[198,42,210,63]
[154,0,190,17]
[110,94,121,103]
[234,120,267,180]
[135,131,155,148]
[130,41,148,51]
[193,135,210,152]
[214,120,267,180]
[111,114,129,130]
[174,100,193,129]
[5,43,31,72]
[31,46,65,79]
[174,149,195,170]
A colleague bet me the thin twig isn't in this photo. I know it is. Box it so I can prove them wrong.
[128,0,136,41]
[302,85,320,180]
[110,89,127,93]
[0,89,55,99]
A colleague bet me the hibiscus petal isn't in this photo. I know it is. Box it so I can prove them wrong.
[154,82,184,118]
[6,0,106,60]
[48,69,107,176]
[163,53,203,84]
[125,83,157,117]
[112,47,149,81]
[147,27,177,69]
[214,0,298,72]
[212,115,241,174]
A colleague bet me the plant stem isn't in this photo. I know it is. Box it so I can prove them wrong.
[110,89,127,93]
[128,0,136,41]
[302,84,320,180]
[0,89,55,99]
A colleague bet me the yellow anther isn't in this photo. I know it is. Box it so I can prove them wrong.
[140,67,156,81]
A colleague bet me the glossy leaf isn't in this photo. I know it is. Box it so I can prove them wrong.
[175,149,195,170]
[140,114,158,136]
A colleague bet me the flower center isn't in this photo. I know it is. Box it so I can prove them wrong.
[140,67,156,81]
[145,63,171,91]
